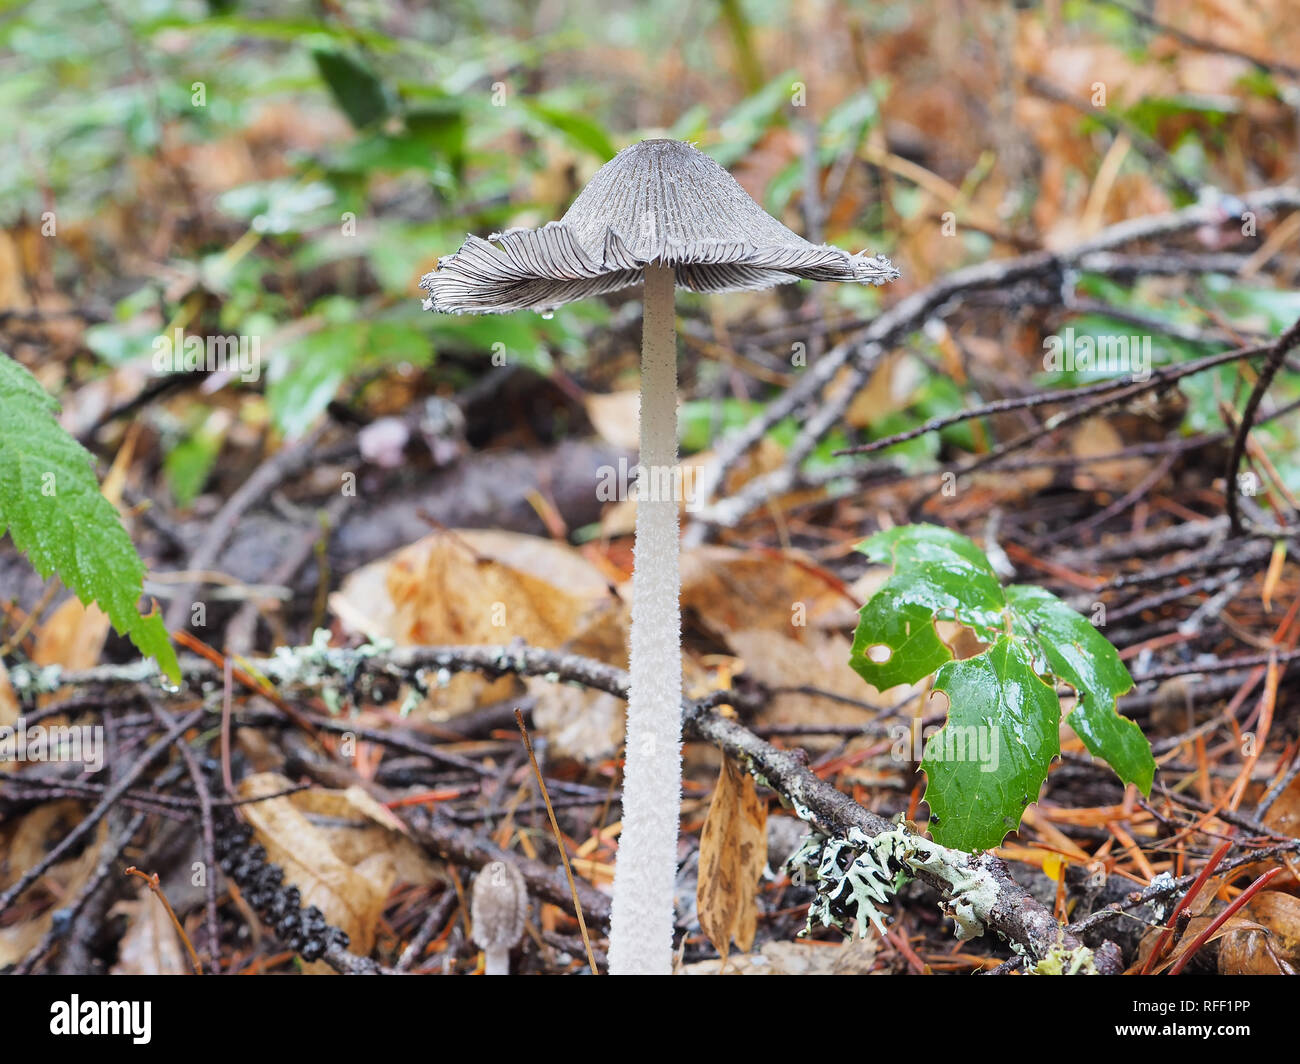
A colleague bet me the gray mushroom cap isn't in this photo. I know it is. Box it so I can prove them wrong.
[470,860,528,952]
[420,138,899,314]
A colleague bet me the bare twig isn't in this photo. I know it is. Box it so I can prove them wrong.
[1225,316,1300,535]
[514,708,600,973]
[123,866,203,975]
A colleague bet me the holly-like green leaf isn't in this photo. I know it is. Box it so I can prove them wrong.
[859,524,1009,638]
[1007,584,1154,795]
[850,523,1156,851]
[0,352,179,682]
[849,525,1008,690]
[923,636,1060,851]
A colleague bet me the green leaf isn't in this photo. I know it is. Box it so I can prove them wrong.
[853,524,1008,654]
[850,523,1156,850]
[522,102,617,160]
[924,637,1061,850]
[0,352,179,682]
[710,71,800,167]
[312,47,390,130]
[267,319,430,438]
[850,525,1007,689]
[163,409,225,508]
[1007,585,1154,794]
[216,179,336,236]
[850,592,953,690]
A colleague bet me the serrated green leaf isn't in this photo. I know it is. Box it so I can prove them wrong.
[1007,584,1154,794]
[849,525,1009,691]
[923,637,1060,851]
[851,523,1156,850]
[0,352,179,682]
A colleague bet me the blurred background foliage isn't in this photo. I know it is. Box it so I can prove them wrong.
[2,0,1299,505]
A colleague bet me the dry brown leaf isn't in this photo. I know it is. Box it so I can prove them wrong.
[680,546,853,638]
[32,598,113,672]
[679,939,868,975]
[697,757,767,963]
[598,453,712,537]
[830,935,883,974]
[1068,417,1148,493]
[844,351,924,429]
[600,438,787,539]
[529,681,625,762]
[725,628,887,728]
[1218,927,1297,975]
[1263,771,1300,839]
[1235,890,1300,953]
[235,774,407,968]
[288,785,443,888]
[332,529,615,645]
[527,595,630,761]
[0,659,17,729]
[330,529,620,715]
[1217,889,1300,974]
[1217,894,1300,975]
[584,389,642,451]
[0,231,30,311]
[0,803,107,968]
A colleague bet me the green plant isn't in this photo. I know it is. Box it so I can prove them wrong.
[850,523,1153,850]
[0,352,179,682]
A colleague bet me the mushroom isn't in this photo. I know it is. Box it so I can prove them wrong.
[422,138,898,974]
[470,860,528,975]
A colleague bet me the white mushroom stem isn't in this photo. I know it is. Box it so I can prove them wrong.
[483,945,511,977]
[608,261,683,975]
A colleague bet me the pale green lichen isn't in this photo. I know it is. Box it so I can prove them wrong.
[787,825,913,939]
[786,820,1005,944]
[1027,942,1098,975]
[901,836,999,941]
[398,685,425,718]
[8,663,69,696]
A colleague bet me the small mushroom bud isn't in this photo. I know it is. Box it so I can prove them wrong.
[471,861,528,975]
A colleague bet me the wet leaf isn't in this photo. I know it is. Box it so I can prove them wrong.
[0,352,177,682]
[924,637,1061,851]
[1007,585,1153,793]
[236,774,403,965]
[851,525,1154,849]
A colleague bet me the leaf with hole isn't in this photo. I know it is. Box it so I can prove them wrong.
[850,524,1153,850]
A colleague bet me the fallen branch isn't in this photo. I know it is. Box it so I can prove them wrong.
[687,186,1300,538]
[26,641,1119,970]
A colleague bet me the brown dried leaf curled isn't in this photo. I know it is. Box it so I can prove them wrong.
[696,758,767,965]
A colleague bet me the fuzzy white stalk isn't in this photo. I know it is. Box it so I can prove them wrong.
[483,946,510,976]
[608,262,682,975]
